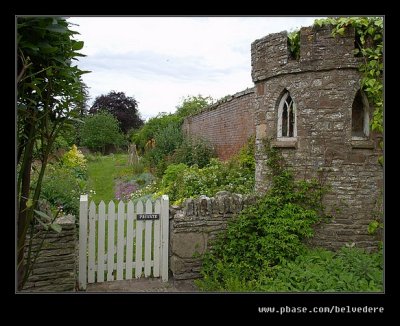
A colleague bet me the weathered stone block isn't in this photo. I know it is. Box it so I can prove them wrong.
[171,232,207,258]
[256,123,267,139]
[347,152,367,164]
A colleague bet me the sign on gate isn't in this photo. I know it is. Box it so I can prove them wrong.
[137,214,160,220]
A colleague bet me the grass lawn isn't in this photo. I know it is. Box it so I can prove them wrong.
[84,153,161,280]
[87,153,132,203]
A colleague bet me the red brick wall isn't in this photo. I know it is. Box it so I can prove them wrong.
[182,88,255,161]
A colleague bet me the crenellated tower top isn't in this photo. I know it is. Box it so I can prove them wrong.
[251,24,361,82]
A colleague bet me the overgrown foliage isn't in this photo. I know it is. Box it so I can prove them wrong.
[287,30,300,60]
[131,95,214,176]
[155,137,255,204]
[35,145,88,217]
[17,17,88,289]
[40,165,87,217]
[143,119,184,176]
[171,136,215,168]
[287,17,383,154]
[132,113,181,154]
[314,17,383,159]
[175,95,213,118]
[89,91,143,133]
[60,144,87,179]
[264,246,382,292]
[196,140,329,289]
[81,112,125,154]
[198,246,383,292]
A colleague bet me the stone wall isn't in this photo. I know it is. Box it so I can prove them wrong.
[252,25,383,251]
[169,192,256,280]
[22,215,77,292]
[182,88,255,161]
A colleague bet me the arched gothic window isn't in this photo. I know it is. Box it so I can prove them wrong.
[277,91,297,138]
[352,90,370,139]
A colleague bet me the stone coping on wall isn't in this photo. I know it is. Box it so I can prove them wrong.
[184,87,255,120]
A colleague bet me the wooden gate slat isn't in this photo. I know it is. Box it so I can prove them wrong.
[107,201,115,281]
[97,201,106,283]
[116,201,125,280]
[88,201,96,283]
[135,200,143,278]
[126,201,134,280]
[153,199,161,277]
[78,195,88,290]
[144,199,153,277]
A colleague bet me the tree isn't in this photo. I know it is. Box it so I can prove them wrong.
[81,112,125,154]
[132,95,213,154]
[175,95,213,119]
[17,17,88,290]
[89,91,143,133]
[131,113,181,153]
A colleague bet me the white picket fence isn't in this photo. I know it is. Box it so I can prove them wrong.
[78,194,169,290]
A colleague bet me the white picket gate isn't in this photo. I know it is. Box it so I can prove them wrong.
[78,194,169,290]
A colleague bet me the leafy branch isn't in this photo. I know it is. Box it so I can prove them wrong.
[314,17,383,137]
[21,203,63,287]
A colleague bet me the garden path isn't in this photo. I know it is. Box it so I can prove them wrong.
[85,277,199,293]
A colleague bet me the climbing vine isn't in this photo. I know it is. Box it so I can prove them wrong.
[288,17,383,156]
[314,17,383,139]
[196,140,328,288]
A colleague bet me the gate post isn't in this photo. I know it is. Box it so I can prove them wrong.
[78,194,88,290]
[160,195,169,282]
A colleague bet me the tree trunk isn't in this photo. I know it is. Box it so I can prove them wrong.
[17,117,36,291]
[17,144,34,290]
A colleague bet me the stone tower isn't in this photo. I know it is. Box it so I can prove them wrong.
[252,24,383,250]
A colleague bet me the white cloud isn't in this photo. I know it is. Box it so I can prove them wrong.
[68,16,320,120]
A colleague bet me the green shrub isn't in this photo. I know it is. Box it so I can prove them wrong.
[132,113,182,154]
[155,137,255,204]
[53,134,71,153]
[196,247,383,292]
[198,190,322,285]
[40,165,87,216]
[258,247,383,292]
[196,140,328,289]
[143,120,183,176]
[157,163,188,201]
[81,112,125,154]
[172,136,216,168]
[236,136,255,170]
[156,157,254,205]
[85,152,102,163]
[131,172,155,187]
[154,122,183,158]
[60,144,87,180]
[175,95,213,118]
[131,159,146,175]
[196,141,383,292]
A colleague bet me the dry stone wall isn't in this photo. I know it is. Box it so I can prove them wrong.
[22,215,77,292]
[169,192,256,279]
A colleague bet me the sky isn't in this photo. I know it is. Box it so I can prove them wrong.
[68,16,320,121]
